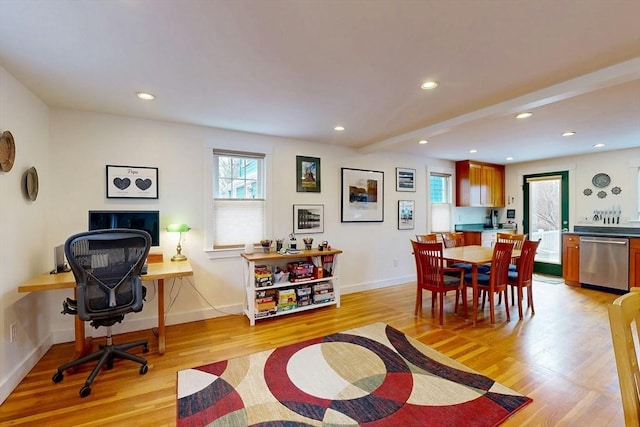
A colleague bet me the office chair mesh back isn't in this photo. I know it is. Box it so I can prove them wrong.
[65,229,150,324]
[55,228,151,398]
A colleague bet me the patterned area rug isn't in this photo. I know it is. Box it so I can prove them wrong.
[177,322,531,426]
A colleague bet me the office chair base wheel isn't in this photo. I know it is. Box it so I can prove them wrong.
[79,385,91,398]
[52,372,64,383]
[140,364,148,375]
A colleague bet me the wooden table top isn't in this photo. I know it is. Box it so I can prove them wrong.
[18,260,193,293]
[443,245,520,265]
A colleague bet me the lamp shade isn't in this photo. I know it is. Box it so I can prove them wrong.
[166,223,190,233]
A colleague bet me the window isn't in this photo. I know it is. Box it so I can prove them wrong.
[213,150,265,248]
[430,173,452,232]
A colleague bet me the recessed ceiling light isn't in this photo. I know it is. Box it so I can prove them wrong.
[506,157,514,161]
[469,149,477,153]
[420,81,438,90]
[418,139,428,144]
[515,112,533,119]
[562,131,576,137]
[334,125,345,132]
[136,92,155,100]
[594,143,606,148]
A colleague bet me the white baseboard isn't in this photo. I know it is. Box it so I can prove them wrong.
[0,335,51,405]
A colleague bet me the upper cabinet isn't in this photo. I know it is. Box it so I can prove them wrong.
[455,160,505,207]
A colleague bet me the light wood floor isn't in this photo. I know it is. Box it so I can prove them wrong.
[1,278,625,426]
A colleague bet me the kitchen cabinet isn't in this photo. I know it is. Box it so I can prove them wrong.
[562,234,580,286]
[241,248,342,326]
[455,160,505,207]
[630,238,640,288]
[463,231,481,246]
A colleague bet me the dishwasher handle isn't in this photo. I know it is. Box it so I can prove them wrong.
[580,238,628,245]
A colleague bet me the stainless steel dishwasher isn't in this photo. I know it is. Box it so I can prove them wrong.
[579,236,629,291]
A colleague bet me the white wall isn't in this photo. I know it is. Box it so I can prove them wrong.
[505,148,640,231]
[41,110,450,348]
[0,67,52,403]
[3,61,639,404]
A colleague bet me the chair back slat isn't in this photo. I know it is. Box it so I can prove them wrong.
[416,233,438,243]
[442,232,465,248]
[608,289,640,426]
[515,240,540,288]
[489,241,514,291]
[497,232,527,250]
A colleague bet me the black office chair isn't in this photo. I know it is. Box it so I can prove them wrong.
[52,229,151,397]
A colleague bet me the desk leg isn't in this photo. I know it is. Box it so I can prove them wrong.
[157,278,166,355]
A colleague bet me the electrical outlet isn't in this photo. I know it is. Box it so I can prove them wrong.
[10,322,17,343]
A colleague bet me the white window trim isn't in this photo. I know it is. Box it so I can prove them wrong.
[203,142,273,259]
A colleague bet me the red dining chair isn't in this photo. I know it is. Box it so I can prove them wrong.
[507,239,540,320]
[464,241,514,324]
[415,233,438,243]
[411,240,466,325]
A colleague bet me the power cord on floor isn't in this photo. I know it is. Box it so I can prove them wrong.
[163,276,242,324]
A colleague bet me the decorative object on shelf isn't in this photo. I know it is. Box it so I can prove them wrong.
[341,167,384,222]
[597,190,607,199]
[398,200,415,230]
[591,172,611,188]
[0,130,16,172]
[296,155,321,193]
[303,237,314,250]
[106,164,158,199]
[24,166,39,201]
[583,188,592,196]
[396,167,416,192]
[166,223,190,261]
[288,233,297,250]
[260,239,272,253]
[293,204,324,234]
[611,186,622,195]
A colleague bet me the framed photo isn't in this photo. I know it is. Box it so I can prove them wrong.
[106,165,158,199]
[341,167,384,222]
[396,167,416,192]
[296,155,321,192]
[293,204,324,234]
[398,200,415,230]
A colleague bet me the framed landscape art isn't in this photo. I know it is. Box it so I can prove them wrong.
[398,200,415,230]
[341,167,384,222]
[296,156,321,192]
[396,167,416,192]
[293,204,324,234]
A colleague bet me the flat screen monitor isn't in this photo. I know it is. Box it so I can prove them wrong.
[88,210,160,246]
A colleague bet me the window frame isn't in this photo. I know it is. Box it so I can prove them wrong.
[204,143,272,258]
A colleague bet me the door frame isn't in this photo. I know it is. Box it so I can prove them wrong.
[523,171,569,276]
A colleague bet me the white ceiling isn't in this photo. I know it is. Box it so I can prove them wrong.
[1,0,639,164]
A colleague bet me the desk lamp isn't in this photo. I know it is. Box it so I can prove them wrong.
[166,224,190,261]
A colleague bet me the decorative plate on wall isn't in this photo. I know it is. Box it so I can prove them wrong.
[611,186,622,195]
[0,130,16,172]
[25,167,39,201]
[592,173,611,188]
[597,190,607,199]
[583,188,592,196]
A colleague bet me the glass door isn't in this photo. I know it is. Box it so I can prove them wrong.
[523,171,569,276]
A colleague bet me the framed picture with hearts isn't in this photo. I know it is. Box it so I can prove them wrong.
[106,165,158,199]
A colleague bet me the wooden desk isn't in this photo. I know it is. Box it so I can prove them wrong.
[18,260,193,356]
[443,245,520,326]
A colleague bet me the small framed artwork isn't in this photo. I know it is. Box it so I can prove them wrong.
[396,167,416,192]
[293,204,324,234]
[106,165,158,199]
[341,167,384,222]
[296,155,321,192]
[398,200,415,230]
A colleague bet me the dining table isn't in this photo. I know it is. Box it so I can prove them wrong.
[442,245,520,326]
